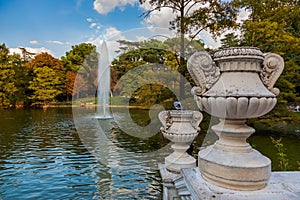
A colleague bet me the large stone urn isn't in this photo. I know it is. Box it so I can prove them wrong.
[187,47,284,190]
[159,110,203,173]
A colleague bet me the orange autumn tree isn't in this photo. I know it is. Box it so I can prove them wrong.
[65,71,87,100]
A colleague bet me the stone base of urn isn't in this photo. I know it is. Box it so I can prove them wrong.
[198,119,271,191]
[165,144,197,173]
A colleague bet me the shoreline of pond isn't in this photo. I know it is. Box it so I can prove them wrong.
[3,103,300,136]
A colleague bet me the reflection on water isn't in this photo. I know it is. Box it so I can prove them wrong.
[0,108,166,199]
[1,108,299,199]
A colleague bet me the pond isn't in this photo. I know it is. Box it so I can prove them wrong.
[0,108,299,199]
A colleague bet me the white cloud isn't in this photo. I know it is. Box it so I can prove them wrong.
[139,1,206,29]
[86,17,93,22]
[237,8,251,24]
[87,26,127,61]
[30,40,38,44]
[139,1,217,48]
[93,0,137,15]
[103,27,125,40]
[87,37,103,50]
[90,23,97,28]
[140,6,175,29]
[136,35,148,41]
[139,2,251,49]
[47,40,65,45]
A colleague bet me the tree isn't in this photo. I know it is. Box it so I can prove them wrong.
[220,33,240,48]
[26,53,64,105]
[140,0,238,98]
[0,44,17,107]
[11,53,28,106]
[112,38,203,107]
[61,43,98,72]
[0,44,26,107]
[29,66,63,105]
[113,38,204,88]
[65,71,87,99]
[61,43,98,99]
[65,71,77,99]
[234,0,300,104]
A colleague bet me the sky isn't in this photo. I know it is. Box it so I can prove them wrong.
[0,0,249,59]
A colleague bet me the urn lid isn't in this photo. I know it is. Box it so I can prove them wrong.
[213,47,264,62]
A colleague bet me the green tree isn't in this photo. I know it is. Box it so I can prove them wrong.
[234,0,300,104]
[112,38,204,88]
[61,43,98,99]
[112,38,203,107]
[0,44,17,107]
[233,0,300,52]
[0,44,26,107]
[61,43,98,72]
[220,33,240,48]
[140,0,238,98]
[11,53,28,106]
[231,0,300,128]
[27,53,64,105]
[29,66,63,105]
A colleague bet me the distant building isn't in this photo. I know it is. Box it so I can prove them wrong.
[18,47,36,61]
[8,47,53,61]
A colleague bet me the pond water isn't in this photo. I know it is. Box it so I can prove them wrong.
[0,108,299,199]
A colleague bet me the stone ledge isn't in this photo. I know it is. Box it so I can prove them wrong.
[181,168,300,200]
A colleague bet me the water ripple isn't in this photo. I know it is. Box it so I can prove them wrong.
[0,108,163,199]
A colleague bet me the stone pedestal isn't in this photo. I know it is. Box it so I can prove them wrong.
[199,119,271,190]
[187,47,284,190]
[159,166,300,200]
[164,143,197,173]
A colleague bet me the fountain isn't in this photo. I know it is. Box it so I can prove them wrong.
[95,41,112,119]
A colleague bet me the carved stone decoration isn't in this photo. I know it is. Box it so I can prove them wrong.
[187,51,220,95]
[189,47,284,191]
[213,46,264,59]
[158,110,172,130]
[261,53,285,95]
[158,110,203,173]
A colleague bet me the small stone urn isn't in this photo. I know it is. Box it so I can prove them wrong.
[187,47,284,190]
[159,110,203,173]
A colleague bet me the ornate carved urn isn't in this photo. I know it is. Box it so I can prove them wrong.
[187,47,284,190]
[159,110,203,173]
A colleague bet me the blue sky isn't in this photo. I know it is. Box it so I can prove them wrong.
[0,0,146,57]
[0,0,247,58]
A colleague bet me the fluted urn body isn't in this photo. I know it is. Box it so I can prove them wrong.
[159,110,202,173]
[188,47,284,190]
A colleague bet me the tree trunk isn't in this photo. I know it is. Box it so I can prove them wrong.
[179,0,185,99]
